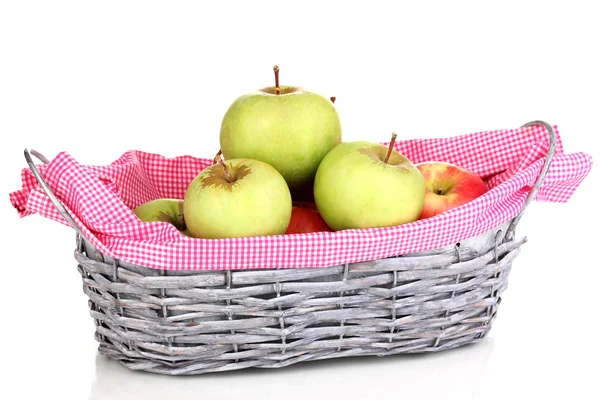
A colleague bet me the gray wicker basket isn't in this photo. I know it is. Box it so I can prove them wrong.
[23,120,556,375]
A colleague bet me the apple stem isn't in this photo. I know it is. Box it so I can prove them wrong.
[384,132,398,164]
[330,96,336,104]
[212,149,222,165]
[213,150,232,182]
[436,188,443,195]
[273,65,280,95]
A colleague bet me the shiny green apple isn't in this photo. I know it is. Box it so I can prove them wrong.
[219,66,342,189]
[183,157,292,239]
[314,138,426,231]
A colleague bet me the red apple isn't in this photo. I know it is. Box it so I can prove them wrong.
[285,206,331,234]
[417,162,487,219]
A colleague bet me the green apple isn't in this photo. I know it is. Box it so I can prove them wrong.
[219,66,342,189]
[183,155,292,239]
[133,198,186,231]
[314,135,426,231]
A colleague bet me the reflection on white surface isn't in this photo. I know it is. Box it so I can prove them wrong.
[89,338,495,400]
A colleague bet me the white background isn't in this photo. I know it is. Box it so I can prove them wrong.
[1,1,599,399]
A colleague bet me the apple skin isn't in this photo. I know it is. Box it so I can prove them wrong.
[219,86,342,189]
[285,206,331,234]
[183,158,292,239]
[314,141,426,231]
[417,162,488,219]
[133,198,186,231]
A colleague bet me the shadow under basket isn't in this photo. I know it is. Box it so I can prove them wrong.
[24,120,557,376]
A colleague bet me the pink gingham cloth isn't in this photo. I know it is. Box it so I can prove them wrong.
[10,124,593,271]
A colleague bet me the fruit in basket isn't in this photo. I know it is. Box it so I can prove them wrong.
[417,162,488,219]
[133,198,186,231]
[285,206,331,234]
[219,65,342,189]
[314,133,426,231]
[183,152,292,239]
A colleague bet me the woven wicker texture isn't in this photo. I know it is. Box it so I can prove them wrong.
[77,221,523,375]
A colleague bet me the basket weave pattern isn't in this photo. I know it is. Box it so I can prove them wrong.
[79,221,521,375]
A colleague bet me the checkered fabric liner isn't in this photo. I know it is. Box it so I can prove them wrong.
[10,124,593,270]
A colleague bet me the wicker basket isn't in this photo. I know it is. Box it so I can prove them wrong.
[23,120,556,375]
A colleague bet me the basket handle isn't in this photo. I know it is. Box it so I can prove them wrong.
[505,120,557,240]
[23,148,90,242]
